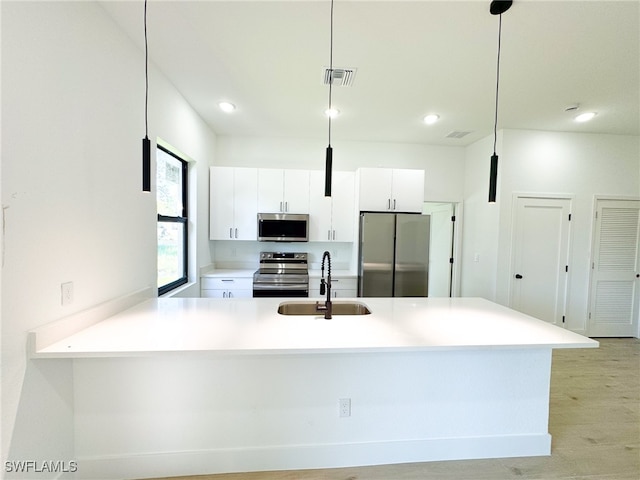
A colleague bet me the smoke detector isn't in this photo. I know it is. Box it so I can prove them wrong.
[322,67,357,87]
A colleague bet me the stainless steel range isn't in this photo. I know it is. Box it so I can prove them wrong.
[252,252,309,297]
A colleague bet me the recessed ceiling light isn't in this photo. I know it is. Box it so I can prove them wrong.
[574,111,597,122]
[218,101,236,113]
[423,114,440,125]
[325,107,340,118]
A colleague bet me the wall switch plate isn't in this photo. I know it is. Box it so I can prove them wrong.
[61,281,74,306]
[339,398,351,417]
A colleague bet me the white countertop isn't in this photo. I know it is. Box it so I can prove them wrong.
[31,297,598,358]
[201,269,356,278]
[201,268,255,278]
[308,269,356,278]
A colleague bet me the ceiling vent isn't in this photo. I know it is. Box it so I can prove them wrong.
[446,131,472,139]
[322,67,357,87]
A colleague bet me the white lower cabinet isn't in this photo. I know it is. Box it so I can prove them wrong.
[309,276,357,298]
[201,277,253,298]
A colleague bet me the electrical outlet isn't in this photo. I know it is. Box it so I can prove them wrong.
[339,398,351,417]
[61,282,74,306]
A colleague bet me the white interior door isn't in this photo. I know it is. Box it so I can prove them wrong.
[510,196,572,326]
[588,199,640,337]
[422,203,454,297]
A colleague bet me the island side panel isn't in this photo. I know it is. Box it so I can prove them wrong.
[72,348,553,479]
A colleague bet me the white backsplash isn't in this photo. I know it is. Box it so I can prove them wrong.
[211,241,354,271]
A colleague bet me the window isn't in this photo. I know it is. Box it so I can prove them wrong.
[157,145,188,295]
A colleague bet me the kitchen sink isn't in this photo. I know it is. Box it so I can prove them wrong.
[277,301,371,316]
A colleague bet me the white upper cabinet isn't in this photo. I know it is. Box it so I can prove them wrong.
[309,170,355,242]
[209,167,258,240]
[358,168,424,213]
[257,169,310,213]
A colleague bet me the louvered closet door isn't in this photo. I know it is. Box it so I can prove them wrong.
[589,199,640,337]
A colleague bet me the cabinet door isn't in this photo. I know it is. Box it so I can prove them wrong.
[201,289,252,298]
[227,289,253,299]
[308,170,333,241]
[283,169,310,213]
[232,168,258,240]
[330,171,355,241]
[392,169,424,213]
[257,169,284,212]
[358,168,393,211]
[210,167,235,240]
[201,289,226,298]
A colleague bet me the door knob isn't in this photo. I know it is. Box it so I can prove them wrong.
[515,274,523,279]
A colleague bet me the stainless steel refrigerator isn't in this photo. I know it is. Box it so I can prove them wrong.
[358,212,430,297]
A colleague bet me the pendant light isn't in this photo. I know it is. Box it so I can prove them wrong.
[488,0,512,203]
[142,0,151,192]
[324,0,335,197]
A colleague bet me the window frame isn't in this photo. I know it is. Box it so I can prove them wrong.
[157,145,189,296]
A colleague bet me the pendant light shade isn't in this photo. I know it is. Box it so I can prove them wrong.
[142,136,151,191]
[142,0,151,192]
[488,153,498,202]
[324,0,335,197]
[325,146,333,196]
[488,1,512,203]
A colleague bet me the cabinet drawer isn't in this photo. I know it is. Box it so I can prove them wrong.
[201,277,253,290]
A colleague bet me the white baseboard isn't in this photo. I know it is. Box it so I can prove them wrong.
[74,434,551,480]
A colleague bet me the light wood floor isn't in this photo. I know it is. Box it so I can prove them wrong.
[150,338,639,480]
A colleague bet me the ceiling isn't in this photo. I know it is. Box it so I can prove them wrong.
[100,0,639,147]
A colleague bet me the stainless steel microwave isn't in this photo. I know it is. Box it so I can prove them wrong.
[257,213,309,242]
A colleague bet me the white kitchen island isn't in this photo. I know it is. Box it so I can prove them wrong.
[30,297,597,479]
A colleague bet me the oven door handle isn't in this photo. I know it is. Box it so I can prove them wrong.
[252,283,309,290]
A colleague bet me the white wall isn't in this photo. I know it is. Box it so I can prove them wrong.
[460,133,501,300]
[462,129,640,333]
[500,130,639,333]
[1,1,215,472]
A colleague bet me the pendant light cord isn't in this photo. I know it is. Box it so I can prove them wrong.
[144,0,149,139]
[327,0,334,146]
[492,13,503,155]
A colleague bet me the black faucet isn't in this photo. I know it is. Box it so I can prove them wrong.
[317,250,332,319]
